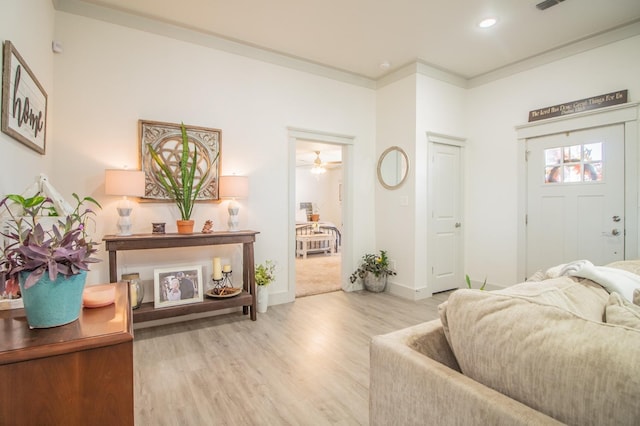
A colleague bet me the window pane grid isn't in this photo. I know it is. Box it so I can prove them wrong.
[544,142,602,184]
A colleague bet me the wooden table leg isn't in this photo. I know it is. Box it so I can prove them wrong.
[243,242,257,320]
[109,250,118,283]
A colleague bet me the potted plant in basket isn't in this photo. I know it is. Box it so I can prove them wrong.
[147,122,219,234]
[349,250,396,292]
[255,260,276,313]
[0,193,101,328]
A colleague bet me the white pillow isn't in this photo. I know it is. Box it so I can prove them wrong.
[295,209,308,222]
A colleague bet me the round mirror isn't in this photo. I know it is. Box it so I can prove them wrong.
[377,146,409,190]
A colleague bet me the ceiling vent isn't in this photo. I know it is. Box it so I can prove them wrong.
[536,0,565,11]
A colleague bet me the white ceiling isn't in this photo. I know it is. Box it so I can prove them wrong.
[73,0,640,80]
[296,142,342,169]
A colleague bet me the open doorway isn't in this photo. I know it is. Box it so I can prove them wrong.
[294,142,343,297]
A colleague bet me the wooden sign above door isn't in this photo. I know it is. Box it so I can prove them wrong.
[528,90,628,122]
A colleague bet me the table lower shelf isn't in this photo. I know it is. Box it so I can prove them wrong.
[132,291,254,323]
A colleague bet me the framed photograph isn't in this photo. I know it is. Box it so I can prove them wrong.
[153,265,204,308]
[1,41,47,155]
[139,120,221,201]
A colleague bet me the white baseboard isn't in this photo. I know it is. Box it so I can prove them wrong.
[387,281,432,301]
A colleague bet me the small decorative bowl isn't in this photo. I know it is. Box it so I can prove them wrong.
[83,284,116,308]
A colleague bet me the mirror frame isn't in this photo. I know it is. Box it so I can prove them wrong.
[377,146,409,190]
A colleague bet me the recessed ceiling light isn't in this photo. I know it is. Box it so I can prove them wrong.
[379,60,391,70]
[478,17,497,28]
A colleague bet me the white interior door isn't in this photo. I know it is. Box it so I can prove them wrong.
[430,142,463,293]
[526,124,624,277]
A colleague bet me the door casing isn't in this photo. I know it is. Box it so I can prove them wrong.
[284,127,354,306]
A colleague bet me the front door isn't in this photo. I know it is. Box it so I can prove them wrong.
[430,142,463,293]
[525,124,625,277]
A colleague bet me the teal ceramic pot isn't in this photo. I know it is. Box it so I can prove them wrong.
[18,270,87,328]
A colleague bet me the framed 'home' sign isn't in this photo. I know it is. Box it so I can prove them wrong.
[1,41,47,154]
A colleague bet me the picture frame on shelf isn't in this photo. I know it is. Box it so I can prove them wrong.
[1,41,48,155]
[139,120,221,202]
[153,265,204,309]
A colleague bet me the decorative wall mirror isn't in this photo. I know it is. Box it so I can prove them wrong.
[377,146,409,190]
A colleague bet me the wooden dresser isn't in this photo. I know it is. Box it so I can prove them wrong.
[0,282,134,425]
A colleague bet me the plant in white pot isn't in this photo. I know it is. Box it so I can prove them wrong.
[349,250,396,292]
[0,193,101,328]
[255,260,275,313]
[146,122,219,234]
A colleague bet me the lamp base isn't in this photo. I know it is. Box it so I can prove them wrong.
[116,198,134,236]
[116,207,133,236]
[227,200,240,232]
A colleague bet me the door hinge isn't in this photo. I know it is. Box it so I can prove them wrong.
[525,150,530,162]
[525,214,528,225]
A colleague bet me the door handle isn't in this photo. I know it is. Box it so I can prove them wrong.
[455,222,461,228]
[611,228,620,236]
[612,216,621,222]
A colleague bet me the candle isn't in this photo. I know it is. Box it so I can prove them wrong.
[213,257,222,280]
[223,264,231,273]
[129,282,138,306]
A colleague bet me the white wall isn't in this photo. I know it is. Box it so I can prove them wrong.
[0,1,55,195]
[415,74,467,295]
[46,11,376,304]
[375,73,466,299]
[375,76,417,295]
[466,35,640,287]
[295,166,342,227]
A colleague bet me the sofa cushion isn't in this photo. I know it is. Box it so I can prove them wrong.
[605,292,640,329]
[606,259,640,276]
[439,284,640,426]
[491,276,609,321]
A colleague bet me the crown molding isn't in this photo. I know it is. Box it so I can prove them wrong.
[375,60,468,90]
[53,1,640,91]
[468,19,640,88]
[52,0,377,89]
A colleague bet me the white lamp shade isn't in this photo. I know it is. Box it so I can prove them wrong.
[105,169,146,197]
[219,175,249,199]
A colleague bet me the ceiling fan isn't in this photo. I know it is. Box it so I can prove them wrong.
[310,151,341,174]
[311,151,327,174]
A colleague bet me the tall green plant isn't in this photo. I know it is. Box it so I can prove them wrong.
[147,123,218,220]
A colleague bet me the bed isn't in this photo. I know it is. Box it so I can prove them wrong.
[295,222,342,254]
[294,204,342,254]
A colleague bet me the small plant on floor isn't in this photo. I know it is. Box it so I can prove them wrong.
[465,274,487,290]
[349,250,396,283]
[255,260,276,286]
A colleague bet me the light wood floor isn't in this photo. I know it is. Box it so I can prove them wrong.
[134,289,452,425]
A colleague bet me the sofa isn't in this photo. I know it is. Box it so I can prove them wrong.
[370,261,640,425]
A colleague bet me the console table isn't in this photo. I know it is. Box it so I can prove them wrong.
[0,282,134,424]
[103,231,259,323]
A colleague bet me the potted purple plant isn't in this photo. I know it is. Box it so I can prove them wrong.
[0,193,101,328]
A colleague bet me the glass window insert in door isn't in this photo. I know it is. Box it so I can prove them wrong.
[544,142,602,184]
